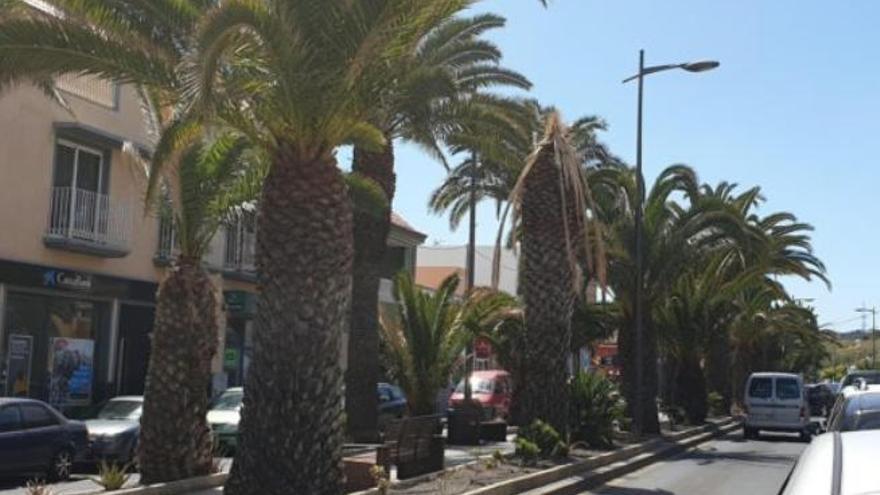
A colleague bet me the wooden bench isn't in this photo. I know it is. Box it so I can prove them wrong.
[376,415,444,479]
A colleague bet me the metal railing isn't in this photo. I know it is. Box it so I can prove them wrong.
[46,187,130,248]
[224,221,256,274]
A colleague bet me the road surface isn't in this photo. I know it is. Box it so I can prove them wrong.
[582,431,807,495]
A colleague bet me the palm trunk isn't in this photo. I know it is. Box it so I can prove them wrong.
[706,330,732,412]
[139,259,218,484]
[619,304,661,434]
[225,147,352,495]
[676,353,707,424]
[346,142,395,442]
[519,146,576,433]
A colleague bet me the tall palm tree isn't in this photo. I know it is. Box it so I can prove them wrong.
[137,134,264,482]
[589,164,749,433]
[347,13,530,442]
[181,3,487,492]
[505,112,605,433]
[0,0,241,482]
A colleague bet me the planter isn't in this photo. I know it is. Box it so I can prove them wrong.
[448,402,482,445]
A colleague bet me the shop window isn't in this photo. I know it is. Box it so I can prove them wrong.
[1,292,107,411]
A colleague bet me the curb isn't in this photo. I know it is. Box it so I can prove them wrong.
[461,418,739,495]
[66,472,228,495]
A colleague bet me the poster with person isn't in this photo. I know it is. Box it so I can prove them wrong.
[5,334,33,397]
[47,337,94,407]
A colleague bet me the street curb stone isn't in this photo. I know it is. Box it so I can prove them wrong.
[64,472,228,495]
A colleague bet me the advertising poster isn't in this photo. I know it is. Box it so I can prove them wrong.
[5,334,33,397]
[48,337,94,407]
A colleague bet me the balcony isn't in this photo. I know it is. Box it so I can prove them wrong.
[223,220,256,281]
[44,187,131,257]
[155,213,256,281]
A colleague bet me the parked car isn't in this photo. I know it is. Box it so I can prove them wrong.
[377,383,407,431]
[743,372,810,441]
[84,396,142,465]
[780,429,880,494]
[838,370,880,395]
[207,387,243,452]
[0,398,88,481]
[448,370,513,421]
[805,383,835,416]
[824,390,880,433]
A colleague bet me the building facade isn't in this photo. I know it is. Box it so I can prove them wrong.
[0,77,424,412]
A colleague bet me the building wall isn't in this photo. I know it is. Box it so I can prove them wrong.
[0,82,162,284]
[416,245,520,295]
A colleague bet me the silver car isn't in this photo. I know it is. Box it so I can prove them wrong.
[84,396,142,465]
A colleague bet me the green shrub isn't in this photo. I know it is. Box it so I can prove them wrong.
[707,391,726,417]
[91,461,131,491]
[517,419,566,458]
[569,372,624,449]
[514,437,540,465]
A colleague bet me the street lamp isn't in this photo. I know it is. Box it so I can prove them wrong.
[855,306,877,368]
[623,50,719,435]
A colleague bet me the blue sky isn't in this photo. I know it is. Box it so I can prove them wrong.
[362,0,880,330]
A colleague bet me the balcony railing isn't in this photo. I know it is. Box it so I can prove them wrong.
[45,187,130,256]
[224,223,256,276]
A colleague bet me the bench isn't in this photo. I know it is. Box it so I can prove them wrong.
[376,415,444,479]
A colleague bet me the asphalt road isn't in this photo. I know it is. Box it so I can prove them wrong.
[582,431,808,495]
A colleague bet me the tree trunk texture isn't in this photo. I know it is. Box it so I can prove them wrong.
[676,355,707,424]
[706,331,732,412]
[225,147,352,495]
[518,147,577,434]
[139,259,218,484]
[346,142,396,442]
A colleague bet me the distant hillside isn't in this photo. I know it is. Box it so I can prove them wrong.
[833,330,873,341]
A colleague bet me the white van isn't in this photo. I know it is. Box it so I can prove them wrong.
[744,372,810,441]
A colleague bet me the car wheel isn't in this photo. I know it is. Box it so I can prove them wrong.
[48,448,73,481]
[743,426,757,440]
[799,429,811,443]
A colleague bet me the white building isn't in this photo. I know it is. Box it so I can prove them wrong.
[415,245,519,295]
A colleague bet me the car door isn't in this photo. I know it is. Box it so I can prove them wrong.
[19,403,65,470]
[746,376,774,425]
[774,377,804,427]
[0,405,25,472]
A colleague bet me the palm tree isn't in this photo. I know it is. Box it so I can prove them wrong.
[347,13,530,442]
[380,273,517,416]
[0,1,241,482]
[181,3,488,492]
[505,112,606,433]
[589,164,751,433]
[137,134,264,482]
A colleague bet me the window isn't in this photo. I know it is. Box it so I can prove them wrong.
[0,406,22,433]
[54,141,107,194]
[378,387,393,403]
[748,377,772,399]
[211,389,243,411]
[776,378,801,400]
[20,404,59,429]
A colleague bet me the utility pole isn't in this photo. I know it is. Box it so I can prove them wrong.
[856,306,876,369]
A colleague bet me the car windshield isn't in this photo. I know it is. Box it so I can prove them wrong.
[842,372,880,387]
[212,390,244,411]
[455,377,494,395]
[97,400,142,420]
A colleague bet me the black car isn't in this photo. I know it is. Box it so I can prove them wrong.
[0,398,88,481]
[805,383,835,416]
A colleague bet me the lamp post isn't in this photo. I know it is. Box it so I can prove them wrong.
[856,306,876,368]
[623,50,719,435]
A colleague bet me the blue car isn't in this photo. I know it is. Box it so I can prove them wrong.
[0,398,88,481]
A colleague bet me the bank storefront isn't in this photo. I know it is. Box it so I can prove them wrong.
[0,260,156,413]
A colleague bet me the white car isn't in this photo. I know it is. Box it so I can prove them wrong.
[781,430,880,495]
[743,372,810,441]
[207,387,243,452]
[838,370,880,397]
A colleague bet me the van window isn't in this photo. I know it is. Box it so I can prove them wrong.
[748,377,773,399]
[776,378,801,400]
